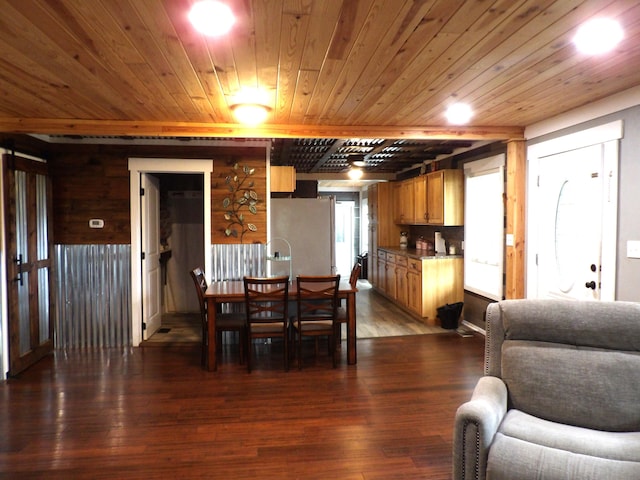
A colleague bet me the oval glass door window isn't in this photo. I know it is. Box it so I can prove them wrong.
[554,179,580,293]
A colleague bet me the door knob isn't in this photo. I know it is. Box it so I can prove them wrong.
[585,281,596,290]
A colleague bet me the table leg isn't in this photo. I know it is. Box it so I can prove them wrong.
[347,292,357,365]
[206,297,217,371]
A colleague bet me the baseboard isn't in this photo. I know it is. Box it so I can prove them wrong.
[458,319,486,337]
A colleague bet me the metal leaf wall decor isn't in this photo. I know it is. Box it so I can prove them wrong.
[223,163,259,243]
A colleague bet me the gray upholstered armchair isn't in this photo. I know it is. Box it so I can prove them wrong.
[453,299,640,480]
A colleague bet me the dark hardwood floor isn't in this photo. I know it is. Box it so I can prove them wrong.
[0,332,484,479]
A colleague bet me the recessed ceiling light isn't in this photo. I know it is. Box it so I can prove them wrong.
[445,102,473,125]
[189,1,235,36]
[573,18,623,55]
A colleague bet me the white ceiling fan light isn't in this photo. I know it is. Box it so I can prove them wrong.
[188,1,235,36]
[573,18,623,55]
[445,102,473,125]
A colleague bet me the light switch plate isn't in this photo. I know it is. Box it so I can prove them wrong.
[627,240,640,258]
[505,233,514,247]
[89,218,104,229]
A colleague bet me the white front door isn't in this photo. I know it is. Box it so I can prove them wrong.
[141,173,162,339]
[535,145,604,300]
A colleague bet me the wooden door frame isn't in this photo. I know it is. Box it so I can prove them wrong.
[128,158,213,347]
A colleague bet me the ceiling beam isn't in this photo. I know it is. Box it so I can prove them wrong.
[0,118,525,141]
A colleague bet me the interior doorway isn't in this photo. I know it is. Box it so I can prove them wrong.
[128,158,212,346]
[335,200,355,276]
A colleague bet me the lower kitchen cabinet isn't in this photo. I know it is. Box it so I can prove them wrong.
[374,248,463,324]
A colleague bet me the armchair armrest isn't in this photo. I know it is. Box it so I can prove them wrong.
[453,376,508,480]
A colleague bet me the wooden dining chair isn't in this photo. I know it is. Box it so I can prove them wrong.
[190,267,246,366]
[243,275,290,373]
[292,274,341,369]
[336,262,360,345]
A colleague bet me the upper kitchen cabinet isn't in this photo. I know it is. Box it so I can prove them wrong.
[393,179,414,225]
[408,169,464,226]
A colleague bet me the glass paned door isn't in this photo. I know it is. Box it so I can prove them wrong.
[3,154,54,376]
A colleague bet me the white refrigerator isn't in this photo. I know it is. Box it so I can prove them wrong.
[269,197,336,279]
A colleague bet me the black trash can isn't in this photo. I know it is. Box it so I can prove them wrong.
[437,302,464,329]
[356,252,368,279]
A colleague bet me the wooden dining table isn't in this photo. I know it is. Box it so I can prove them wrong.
[204,279,358,371]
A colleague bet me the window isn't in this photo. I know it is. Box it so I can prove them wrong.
[463,155,505,300]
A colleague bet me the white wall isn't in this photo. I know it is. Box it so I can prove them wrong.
[165,193,204,313]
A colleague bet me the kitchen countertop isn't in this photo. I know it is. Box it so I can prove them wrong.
[379,246,463,260]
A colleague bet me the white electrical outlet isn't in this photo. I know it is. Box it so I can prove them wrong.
[627,240,640,259]
[89,219,104,229]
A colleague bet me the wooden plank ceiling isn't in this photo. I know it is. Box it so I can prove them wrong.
[0,0,639,174]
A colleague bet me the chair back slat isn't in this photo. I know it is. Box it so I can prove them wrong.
[349,262,361,288]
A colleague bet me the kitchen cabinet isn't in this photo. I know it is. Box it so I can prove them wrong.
[393,180,414,224]
[368,183,401,288]
[376,250,387,294]
[407,258,422,315]
[394,254,408,306]
[397,169,464,226]
[375,247,464,324]
[384,252,398,300]
[413,176,427,224]
[426,169,464,225]
[270,166,296,192]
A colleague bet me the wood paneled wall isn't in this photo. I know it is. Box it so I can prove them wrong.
[211,155,267,244]
[45,143,267,245]
[50,151,130,244]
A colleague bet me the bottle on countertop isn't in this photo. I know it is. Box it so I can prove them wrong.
[400,231,408,248]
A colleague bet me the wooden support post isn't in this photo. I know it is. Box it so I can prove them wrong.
[505,140,526,299]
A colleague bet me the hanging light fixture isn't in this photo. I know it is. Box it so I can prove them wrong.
[346,155,366,180]
[189,1,235,36]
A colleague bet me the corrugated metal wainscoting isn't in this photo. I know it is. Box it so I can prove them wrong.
[55,245,132,348]
[210,244,265,281]
[54,244,267,348]
[211,244,266,314]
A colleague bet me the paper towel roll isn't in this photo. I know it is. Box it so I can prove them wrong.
[435,232,446,254]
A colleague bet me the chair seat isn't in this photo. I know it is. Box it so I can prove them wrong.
[296,320,333,333]
[487,410,640,479]
[215,312,246,330]
[250,322,287,334]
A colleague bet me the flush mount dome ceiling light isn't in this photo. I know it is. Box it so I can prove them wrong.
[445,102,473,125]
[230,87,272,124]
[573,18,623,55]
[189,1,235,36]
[230,103,271,125]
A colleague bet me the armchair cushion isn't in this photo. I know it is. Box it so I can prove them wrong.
[488,410,640,480]
[502,340,640,431]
